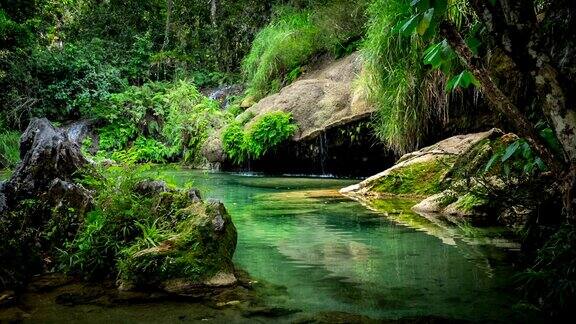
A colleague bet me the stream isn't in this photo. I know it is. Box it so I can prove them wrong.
[0,168,539,322]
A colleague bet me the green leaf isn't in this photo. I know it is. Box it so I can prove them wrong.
[423,42,443,67]
[445,70,479,92]
[534,157,546,171]
[417,8,434,35]
[501,140,520,162]
[400,14,421,36]
[484,153,500,173]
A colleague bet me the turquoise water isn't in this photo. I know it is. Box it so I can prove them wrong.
[156,169,529,322]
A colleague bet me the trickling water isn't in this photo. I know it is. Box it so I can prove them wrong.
[207,84,243,109]
[318,132,328,175]
[64,120,90,144]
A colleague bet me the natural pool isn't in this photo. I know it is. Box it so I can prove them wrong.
[0,168,539,322]
[157,169,529,322]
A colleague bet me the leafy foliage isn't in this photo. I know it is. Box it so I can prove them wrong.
[520,225,576,316]
[90,81,231,165]
[242,1,366,101]
[61,163,234,283]
[222,111,298,164]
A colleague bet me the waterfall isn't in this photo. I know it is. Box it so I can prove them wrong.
[319,131,328,175]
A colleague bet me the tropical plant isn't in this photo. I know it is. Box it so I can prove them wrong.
[222,111,298,164]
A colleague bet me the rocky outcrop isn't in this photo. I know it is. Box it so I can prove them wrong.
[0,119,238,294]
[341,129,540,227]
[119,192,238,294]
[242,52,373,141]
[203,53,389,176]
[2,118,88,207]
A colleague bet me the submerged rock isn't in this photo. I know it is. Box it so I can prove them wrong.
[341,128,540,227]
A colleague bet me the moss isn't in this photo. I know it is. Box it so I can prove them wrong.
[118,201,236,287]
[372,158,454,196]
[60,165,237,287]
[455,193,488,212]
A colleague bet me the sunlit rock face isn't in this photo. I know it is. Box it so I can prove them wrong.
[203,53,393,177]
[341,128,552,228]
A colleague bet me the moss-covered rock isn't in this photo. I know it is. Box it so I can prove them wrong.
[0,119,238,294]
[118,199,237,292]
[342,128,542,228]
[341,129,502,198]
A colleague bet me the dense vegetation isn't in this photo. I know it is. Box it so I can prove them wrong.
[1,0,576,319]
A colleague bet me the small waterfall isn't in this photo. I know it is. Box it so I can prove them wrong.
[207,84,243,109]
[318,131,328,175]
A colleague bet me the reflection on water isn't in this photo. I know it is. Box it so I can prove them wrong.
[157,169,528,322]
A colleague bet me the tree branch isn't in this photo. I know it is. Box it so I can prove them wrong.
[439,21,564,175]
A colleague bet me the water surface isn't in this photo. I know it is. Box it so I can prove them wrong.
[156,169,529,322]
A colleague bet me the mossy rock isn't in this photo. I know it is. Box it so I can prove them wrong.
[118,199,237,292]
[342,129,539,228]
[371,157,454,196]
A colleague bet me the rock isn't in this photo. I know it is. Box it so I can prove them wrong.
[341,128,539,227]
[188,188,202,203]
[134,180,170,196]
[119,198,237,294]
[241,52,372,142]
[207,84,243,109]
[341,129,503,197]
[3,118,88,203]
[46,179,93,215]
[0,290,15,307]
[0,182,6,213]
[27,273,73,292]
[204,52,376,167]
[0,118,92,290]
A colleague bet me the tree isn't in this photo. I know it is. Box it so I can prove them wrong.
[401,0,576,220]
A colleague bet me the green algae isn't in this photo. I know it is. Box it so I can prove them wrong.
[371,157,454,196]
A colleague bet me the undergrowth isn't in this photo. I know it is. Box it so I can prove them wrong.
[222,111,298,164]
[88,81,231,165]
[0,130,20,169]
[242,1,366,101]
[360,0,469,154]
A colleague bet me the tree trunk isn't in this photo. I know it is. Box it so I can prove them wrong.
[211,0,217,27]
[162,0,173,51]
[439,21,563,175]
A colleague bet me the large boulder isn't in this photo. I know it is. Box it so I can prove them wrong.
[2,118,88,206]
[118,189,237,294]
[202,52,389,176]
[242,52,373,142]
[340,129,540,227]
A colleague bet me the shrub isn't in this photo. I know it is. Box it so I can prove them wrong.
[222,123,247,164]
[359,0,470,154]
[222,111,297,164]
[92,81,232,165]
[245,111,298,158]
